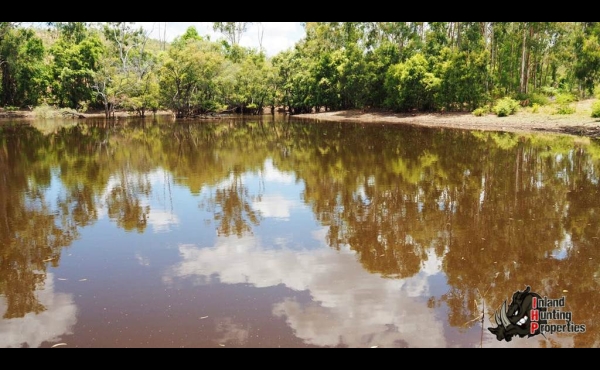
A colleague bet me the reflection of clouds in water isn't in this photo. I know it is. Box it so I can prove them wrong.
[144,169,180,233]
[422,246,445,276]
[145,209,179,233]
[252,194,298,219]
[215,317,250,346]
[135,252,151,266]
[96,168,181,233]
[260,159,295,184]
[163,236,310,290]
[163,232,448,347]
[0,273,77,348]
[310,227,329,248]
[251,160,299,219]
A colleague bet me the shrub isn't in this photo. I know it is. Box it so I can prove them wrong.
[472,107,490,116]
[553,93,577,115]
[33,104,83,118]
[592,101,600,118]
[531,103,540,113]
[33,104,59,118]
[492,97,520,117]
[540,86,559,96]
[529,93,550,106]
[554,105,576,115]
[555,93,576,105]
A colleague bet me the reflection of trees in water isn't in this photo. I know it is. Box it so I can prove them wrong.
[200,174,261,237]
[3,118,600,346]
[0,119,276,319]
[280,124,600,346]
[106,171,150,233]
[0,125,77,319]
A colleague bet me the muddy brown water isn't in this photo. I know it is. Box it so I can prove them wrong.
[1,115,599,347]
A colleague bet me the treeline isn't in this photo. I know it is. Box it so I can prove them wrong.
[1,22,599,118]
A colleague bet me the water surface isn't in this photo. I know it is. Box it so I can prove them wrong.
[1,115,599,347]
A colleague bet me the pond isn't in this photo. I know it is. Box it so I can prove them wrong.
[1,114,599,348]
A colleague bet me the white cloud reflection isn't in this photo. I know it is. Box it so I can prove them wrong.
[0,273,77,348]
[252,194,297,219]
[261,159,295,184]
[163,231,449,347]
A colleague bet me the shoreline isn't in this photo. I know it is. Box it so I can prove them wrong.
[293,99,600,138]
[3,99,600,137]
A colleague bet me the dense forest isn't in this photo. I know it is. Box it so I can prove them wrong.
[1,22,600,118]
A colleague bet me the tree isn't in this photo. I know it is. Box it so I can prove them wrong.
[385,53,440,111]
[159,37,228,118]
[48,22,104,109]
[101,22,159,117]
[213,22,251,46]
[0,26,48,107]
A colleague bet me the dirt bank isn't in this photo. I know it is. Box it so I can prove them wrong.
[293,98,600,138]
[0,109,175,120]
[3,99,600,137]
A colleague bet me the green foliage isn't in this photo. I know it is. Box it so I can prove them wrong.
[0,27,49,106]
[435,46,490,112]
[574,34,600,96]
[553,93,577,115]
[158,37,228,117]
[531,103,540,113]
[555,93,576,105]
[77,100,89,113]
[595,85,600,99]
[49,26,105,109]
[384,53,440,112]
[492,97,520,117]
[554,105,576,115]
[472,107,490,116]
[3,22,600,119]
[529,93,550,106]
[540,86,559,97]
[33,103,61,118]
[590,100,600,117]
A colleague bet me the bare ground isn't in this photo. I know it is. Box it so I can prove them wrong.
[0,109,173,120]
[3,99,600,137]
[293,98,600,138]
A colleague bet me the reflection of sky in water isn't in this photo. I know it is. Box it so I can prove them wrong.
[24,156,581,348]
[550,233,573,260]
[163,237,448,347]
[0,273,77,348]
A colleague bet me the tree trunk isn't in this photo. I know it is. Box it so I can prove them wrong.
[519,25,530,94]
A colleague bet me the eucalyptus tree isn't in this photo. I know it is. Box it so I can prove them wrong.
[299,22,339,111]
[363,22,425,62]
[272,47,317,114]
[48,22,104,109]
[229,49,277,114]
[91,52,126,118]
[425,22,490,111]
[573,22,600,96]
[100,22,160,117]
[0,22,14,104]
[362,40,401,108]
[0,25,48,107]
[384,53,440,112]
[212,22,252,46]
[158,29,229,118]
[294,22,370,111]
